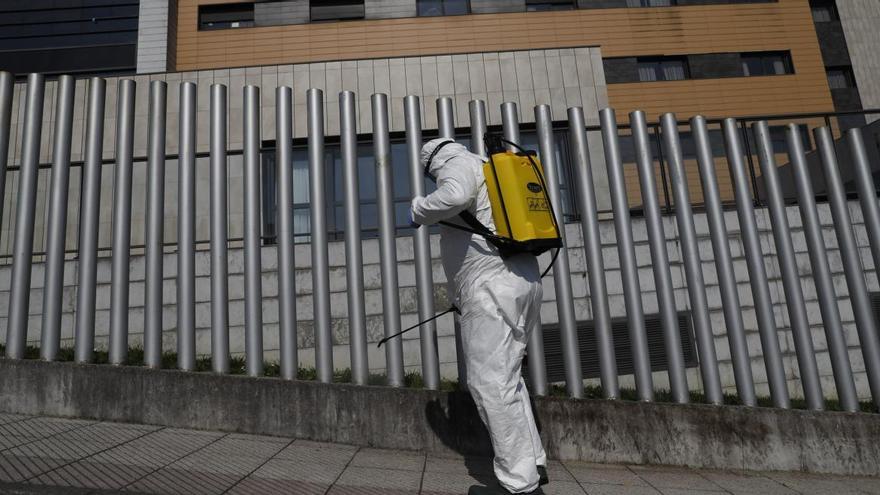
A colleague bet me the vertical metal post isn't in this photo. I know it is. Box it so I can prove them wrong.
[5,74,44,360]
[406,95,440,390]
[373,93,404,387]
[848,128,880,308]
[501,101,548,397]
[277,86,298,380]
[568,107,619,399]
[109,79,136,365]
[691,116,756,406]
[535,104,583,398]
[177,81,197,371]
[210,83,230,374]
[144,81,167,369]
[74,77,105,364]
[815,126,880,409]
[308,88,333,383]
[661,113,723,405]
[500,102,520,151]
[437,96,469,385]
[753,121,823,410]
[40,75,75,362]
[787,124,858,412]
[340,90,368,385]
[243,85,264,377]
[0,71,13,240]
[469,100,487,156]
[722,119,789,408]
[600,108,653,402]
[631,111,688,404]
[437,97,455,138]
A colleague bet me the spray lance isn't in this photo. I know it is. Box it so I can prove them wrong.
[378,134,563,348]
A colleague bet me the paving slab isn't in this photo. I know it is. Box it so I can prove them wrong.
[0,414,875,494]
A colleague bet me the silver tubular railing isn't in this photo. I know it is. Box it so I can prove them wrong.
[2,71,880,410]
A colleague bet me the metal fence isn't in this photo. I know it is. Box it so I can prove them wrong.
[2,71,880,413]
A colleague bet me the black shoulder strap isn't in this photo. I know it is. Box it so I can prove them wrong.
[457,209,493,237]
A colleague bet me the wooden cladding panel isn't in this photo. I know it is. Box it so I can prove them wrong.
[177,0,834,121]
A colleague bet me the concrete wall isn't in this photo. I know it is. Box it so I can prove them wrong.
[1,199,878,401]
[136,0,175,74]
[0,46,609,255]
[2,359,879,476]
[837,0,880,118]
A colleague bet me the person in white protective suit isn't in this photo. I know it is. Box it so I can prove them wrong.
[410,138,549,495]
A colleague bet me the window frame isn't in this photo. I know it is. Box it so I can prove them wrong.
[827,66,856,90]
[525,0,577,12]
[310,0,366,23]
[636,56,690,82]
[809,0,839,23]
[198,2,255,31]
[740,51,794,77]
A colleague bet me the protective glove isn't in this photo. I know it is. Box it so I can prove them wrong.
[408,207,421,229]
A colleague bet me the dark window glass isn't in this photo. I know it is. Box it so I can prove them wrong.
[417,0,470,16]
[526,0,576,11]
[636,57,689,81]
[0,1,139,75]
[827,66,856,89]
[809,0,838,22]
[259,129,573,242]
[198,3,254,30]
[741,51,794,76]
[310,0,365,22]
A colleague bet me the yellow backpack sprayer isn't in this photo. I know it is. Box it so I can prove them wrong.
[378,134,563,348]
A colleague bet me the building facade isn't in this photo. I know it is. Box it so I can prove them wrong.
[2,0,880,403]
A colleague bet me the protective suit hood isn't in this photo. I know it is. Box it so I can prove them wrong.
[420,138,485,177]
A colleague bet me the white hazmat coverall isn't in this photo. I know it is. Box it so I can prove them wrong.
[411,138,546,494]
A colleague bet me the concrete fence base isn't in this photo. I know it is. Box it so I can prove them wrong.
[1,358,878,476]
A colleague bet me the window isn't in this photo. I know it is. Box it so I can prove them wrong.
[258,129,574,243]
[198,3,255,30]
[417,0,470,16]
[827,67,856,89]
[741,52,794,76]
[637,57,689,82]
[526,0,576,11]
[310,0,365,22]
[810,0,839,22]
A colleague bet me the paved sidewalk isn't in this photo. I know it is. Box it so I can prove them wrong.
[0,413,878,495]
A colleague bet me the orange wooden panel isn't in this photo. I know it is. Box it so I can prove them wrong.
[175,0,834,121]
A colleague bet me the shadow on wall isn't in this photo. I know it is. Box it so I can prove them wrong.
[424,391,546,485]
